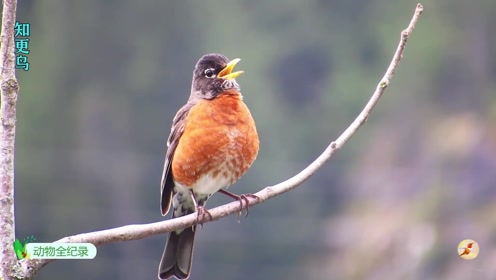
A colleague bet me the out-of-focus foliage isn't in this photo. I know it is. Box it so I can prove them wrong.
[13,0,496,279]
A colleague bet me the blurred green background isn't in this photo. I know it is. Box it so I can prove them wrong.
[12,0,496,279]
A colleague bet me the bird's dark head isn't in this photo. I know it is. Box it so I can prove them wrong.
[190,53,244,100]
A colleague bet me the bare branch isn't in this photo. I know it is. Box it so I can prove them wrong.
[0,0,21,279]
[19,3,424,279]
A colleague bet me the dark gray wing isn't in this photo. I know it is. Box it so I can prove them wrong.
[160,102,195,216]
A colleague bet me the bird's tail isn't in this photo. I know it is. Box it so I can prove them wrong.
[158,225,196,280]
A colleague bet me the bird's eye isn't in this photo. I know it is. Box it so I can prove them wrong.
[204,68,215,78]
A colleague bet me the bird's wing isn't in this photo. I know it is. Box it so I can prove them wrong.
[160,102,195,216]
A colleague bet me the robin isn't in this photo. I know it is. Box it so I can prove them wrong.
[158,53,259,279]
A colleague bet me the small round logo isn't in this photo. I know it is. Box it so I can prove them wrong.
[458,239,479,260]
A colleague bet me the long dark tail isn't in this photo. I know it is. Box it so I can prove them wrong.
[158,225,196,280]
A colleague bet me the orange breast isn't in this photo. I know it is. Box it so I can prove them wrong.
[171,90,259,190]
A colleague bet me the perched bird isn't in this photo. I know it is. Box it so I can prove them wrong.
[158,53,259,279]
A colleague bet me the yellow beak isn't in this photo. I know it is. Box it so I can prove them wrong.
[217,58,244,80]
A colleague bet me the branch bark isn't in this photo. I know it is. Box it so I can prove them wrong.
[15,3,424,279]
[0,0,21,279]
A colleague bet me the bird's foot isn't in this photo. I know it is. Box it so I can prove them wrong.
[236,193,260,218]
[196,206,213,228]
[218,189,259,218]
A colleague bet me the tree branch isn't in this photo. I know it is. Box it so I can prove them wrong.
[18,3,424,279]
[0,0,21,279]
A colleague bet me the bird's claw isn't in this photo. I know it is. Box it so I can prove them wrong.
[196,206,212,228]
[235,193,260,219]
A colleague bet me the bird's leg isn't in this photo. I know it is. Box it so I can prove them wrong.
[217,189,260,218]
[189,190,212,228]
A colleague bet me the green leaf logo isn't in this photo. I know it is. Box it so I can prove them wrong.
[13,239,24,259]
[13,236,36,259]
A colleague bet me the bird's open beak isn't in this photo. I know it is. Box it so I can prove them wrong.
[217,58,244,80]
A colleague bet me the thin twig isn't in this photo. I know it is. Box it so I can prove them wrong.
[20,3,424,279]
